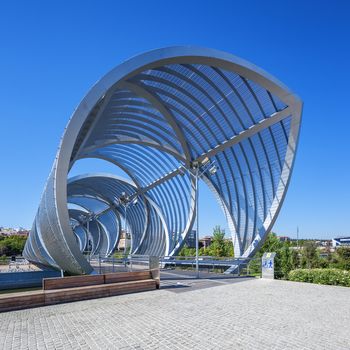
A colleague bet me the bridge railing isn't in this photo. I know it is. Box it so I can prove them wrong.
[88,254,262,277]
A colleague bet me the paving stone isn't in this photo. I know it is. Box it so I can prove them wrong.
[0,278,349,349]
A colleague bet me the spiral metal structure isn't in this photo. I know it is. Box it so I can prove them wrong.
[23,47,302,274]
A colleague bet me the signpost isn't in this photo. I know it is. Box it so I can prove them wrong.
[261,252,276,279]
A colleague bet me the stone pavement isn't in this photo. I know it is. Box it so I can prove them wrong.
[0,276,350,350]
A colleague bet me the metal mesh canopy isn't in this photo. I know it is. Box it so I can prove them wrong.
[23,47,302,274]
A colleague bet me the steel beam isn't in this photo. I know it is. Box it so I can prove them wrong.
[196,106,292,163]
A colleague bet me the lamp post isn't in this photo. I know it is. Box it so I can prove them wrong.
[124,204,128,257]
[195,166,200,278]
[119,192,138,268]
[78,213,93,261]
[86,214,93,260]
[186,158,218,278]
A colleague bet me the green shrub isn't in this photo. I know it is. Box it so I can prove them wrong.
[288,268,350,287]
[0,255,8,265]
[0,235,27,256]
[330,247,350,270]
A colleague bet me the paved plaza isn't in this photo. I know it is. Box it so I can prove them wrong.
[0,274,350,350]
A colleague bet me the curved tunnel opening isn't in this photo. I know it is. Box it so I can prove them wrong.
[23,47,301,275]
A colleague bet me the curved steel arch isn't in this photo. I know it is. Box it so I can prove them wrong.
[23,46,302,274]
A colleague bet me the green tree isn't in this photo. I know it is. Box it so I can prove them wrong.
[258,233,283,255]
[290,249,300,270]
[332,247,350,270]
[179,244,196,257]
[224,240,234,257]
[301,241,319,268]
[0,244,9,256]
[281,244,292,278]
[0,235,27,256]
[208,225,226,257]
[179,225,234,258]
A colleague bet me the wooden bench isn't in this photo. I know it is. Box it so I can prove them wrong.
[0,269,160,313]
[0,290,45,312]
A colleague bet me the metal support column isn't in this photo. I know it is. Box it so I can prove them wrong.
[195,167,199,279]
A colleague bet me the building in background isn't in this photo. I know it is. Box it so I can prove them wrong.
[0,227,29,237]
[199,236,212,249]
[277,236,290,242]
[332,236,350,248]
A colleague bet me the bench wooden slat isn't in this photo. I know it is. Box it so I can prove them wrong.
[43,274,104,290]
[44,285,110,304]
[107,279,156,296]
[104,271,151,284]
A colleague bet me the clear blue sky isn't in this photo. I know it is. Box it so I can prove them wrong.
[1,1,349,239]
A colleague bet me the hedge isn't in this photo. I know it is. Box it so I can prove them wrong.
[288,268,350,287]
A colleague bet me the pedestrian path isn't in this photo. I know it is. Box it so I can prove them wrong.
[1,277,349,349]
